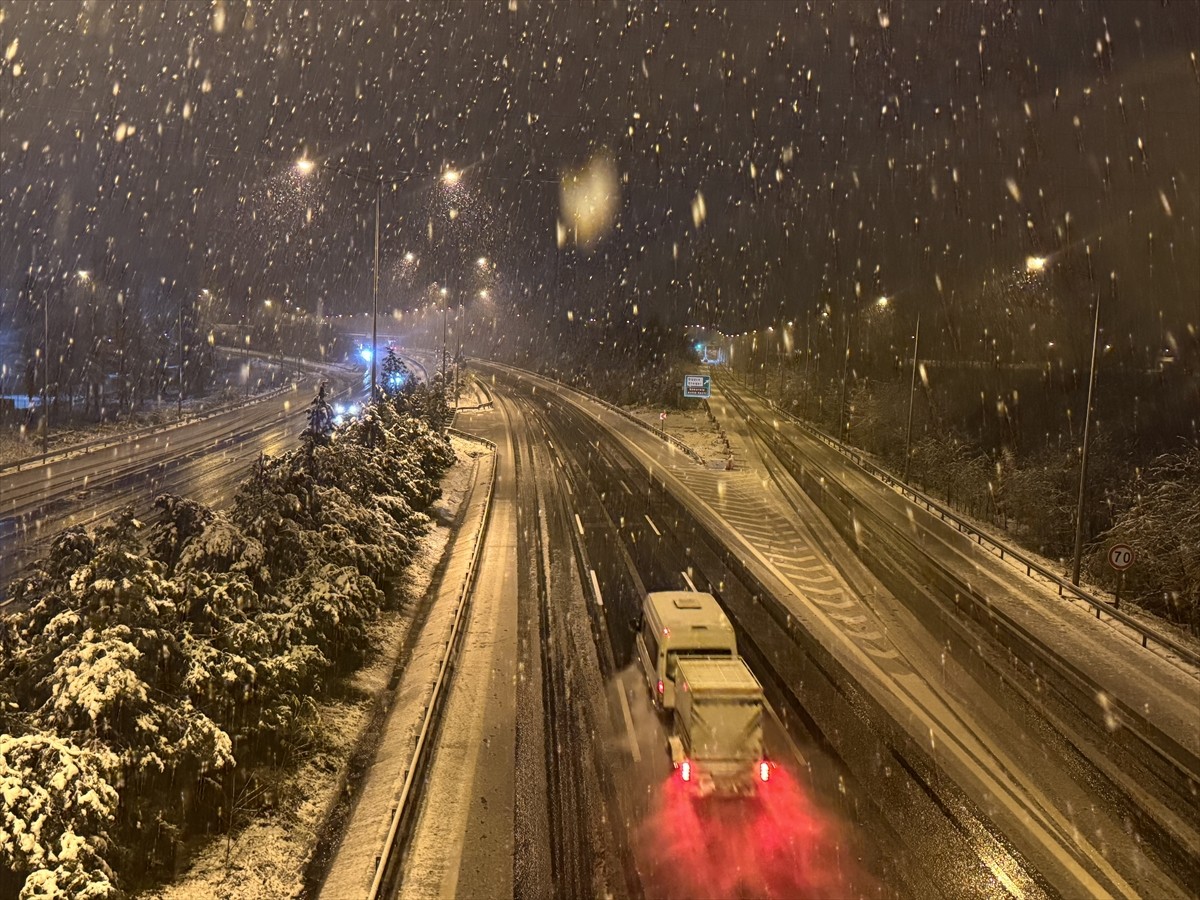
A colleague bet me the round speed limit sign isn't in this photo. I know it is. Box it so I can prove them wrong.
[1108,544,1135,572]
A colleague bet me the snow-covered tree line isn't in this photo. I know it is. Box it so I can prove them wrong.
[774,372,1200,631]
[0,369,454,898]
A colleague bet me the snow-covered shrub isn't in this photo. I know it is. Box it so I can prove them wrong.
[0,390,456,890]
[272,563,384,668]
[1088,446,1200,629]
[148,495,213,572]
[306,484,414,588]
[0,733,119,899]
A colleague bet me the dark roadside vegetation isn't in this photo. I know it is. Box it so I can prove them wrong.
[735,336,1199,635]
[473,302,1198,635]
[1,263,351,445]
[0,354,453,898]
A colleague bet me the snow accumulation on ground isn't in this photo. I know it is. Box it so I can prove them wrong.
[897,469,1200,662]
[140,438,482,900]
[627,405,730,464]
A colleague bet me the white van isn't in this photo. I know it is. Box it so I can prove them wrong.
[635,591,738,710]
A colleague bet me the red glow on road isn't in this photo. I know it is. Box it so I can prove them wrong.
[634,765,876,899]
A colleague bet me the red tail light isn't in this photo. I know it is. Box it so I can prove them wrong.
[657,680,664,694]
[759,761,771,783]
[681,760,692,782]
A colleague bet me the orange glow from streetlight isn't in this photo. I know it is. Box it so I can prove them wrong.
[442,168,461,185]
[1026,255,1048,273]
[294,157,316,175]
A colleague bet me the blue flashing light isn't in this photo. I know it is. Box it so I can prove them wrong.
[359,347,373,363]
[695,342,704,352]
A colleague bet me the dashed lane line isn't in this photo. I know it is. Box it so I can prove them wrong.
[589,569,605,608]
[615,680,642,763]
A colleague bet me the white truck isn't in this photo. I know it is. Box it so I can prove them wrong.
[636,591,770,795]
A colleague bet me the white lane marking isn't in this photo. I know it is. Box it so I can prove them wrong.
[865,645,901,660]
[644,514,661,536]
[620,479,633,495]
[829,613,868,626]
[575,513,585,536]
[801,586,845,598]
[590,568,605,607]
[616,679,641,762]
[681,570,697,592]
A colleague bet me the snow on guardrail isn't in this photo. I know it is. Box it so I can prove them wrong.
[722,375,1200,672]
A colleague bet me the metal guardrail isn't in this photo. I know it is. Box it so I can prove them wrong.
[1,354,363,476]
[0,381,298,475]
[720,375,1200,670]
[367,433,498,899]
[474,358,708,466]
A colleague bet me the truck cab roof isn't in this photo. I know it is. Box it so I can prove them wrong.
[644,591,734,635]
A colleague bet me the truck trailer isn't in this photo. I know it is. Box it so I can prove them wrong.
[668,655,769,795]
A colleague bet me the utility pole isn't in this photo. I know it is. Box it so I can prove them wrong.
[38,249,48,457]
[838,313,851,442]
[802,311,812,417]
[371,178,381,398]
[455,302,464,410]
[903,313,921,482]
[1071,293,1102,585]
[178,292,184,420]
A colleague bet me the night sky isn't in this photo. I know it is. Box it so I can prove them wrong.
[2,0,1197,364]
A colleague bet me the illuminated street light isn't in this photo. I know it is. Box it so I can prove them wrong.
[294,157,316,176]
[442,168,461,185]
[876,296,889,308]
[477,256,489,269]
[404,251,416,263]
[76,270,91,281]
[1026,255,1048,273]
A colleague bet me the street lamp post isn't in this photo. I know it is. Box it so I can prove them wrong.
[178,292,184,420]
[372,177,380,397]
[903,312,921,482]
[39,250,48,456]
[441,285,449,386]
[838,313,851,442]
[296,157,390,397]
[802,310,812,419]
[1071,293,1102,586]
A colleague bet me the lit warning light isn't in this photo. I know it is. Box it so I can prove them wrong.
[759,761,771,783]
[681,760,692,783]
[657,680,664,695]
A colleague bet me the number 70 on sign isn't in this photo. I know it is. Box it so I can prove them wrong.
[1108,544,1135,571]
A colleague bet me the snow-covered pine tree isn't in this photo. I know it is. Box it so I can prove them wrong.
[301,381,335,449]
[381,347,415,398]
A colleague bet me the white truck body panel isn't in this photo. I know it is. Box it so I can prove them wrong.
[674,656,765,795]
